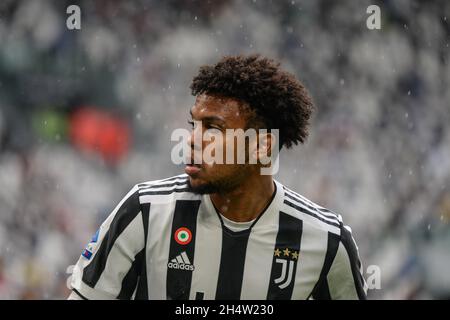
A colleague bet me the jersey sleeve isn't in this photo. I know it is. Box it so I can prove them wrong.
[326,223,367,300]
[69,185,147,300]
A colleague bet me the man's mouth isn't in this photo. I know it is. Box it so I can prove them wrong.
[185,156,202,175]
[185,163,201,175]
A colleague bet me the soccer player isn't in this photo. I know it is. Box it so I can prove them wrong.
[68,55,367,300]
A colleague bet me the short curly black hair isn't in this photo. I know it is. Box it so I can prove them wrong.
[190,54,314,149]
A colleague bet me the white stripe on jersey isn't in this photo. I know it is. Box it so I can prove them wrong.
[146,201,175,299]
[284,187,338,216]
[139,193,200,205]
[138,177,199,205]
[139,185,189,195]
[188,196,223,300]
[240,219,279,300]
[281,202,341,235]
[284,192,340,226]
[239,181,283,300]
[291,219,329,299]
[284,189,339,221]
[138,179,189,193]
[137,174,189,189]
[95,212,145,296]
[327,242,359,299]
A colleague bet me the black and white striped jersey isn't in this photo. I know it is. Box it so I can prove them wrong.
[69,174,367,300]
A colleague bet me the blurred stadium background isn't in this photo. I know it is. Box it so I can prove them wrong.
[0,0,449,299]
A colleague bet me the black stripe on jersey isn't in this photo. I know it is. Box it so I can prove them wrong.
[283,199,340,228]
[284,191,339,220]
[117,248,145,299]
[215,228,251,300]
[137,175,188,188]
[139,186,190,196]
[82,190,142,287]
[308,232,340,300]
[138,180,188,192]
[213,182,276,300]
[195,292,204,300]
[72,288,88,300]
[284,190,339,221]
[134,202,150,300]
[340,224,367,300]
[141,179,187,192]
[267,211,303,300]
[318,207,337,215]
[166,200,201,300]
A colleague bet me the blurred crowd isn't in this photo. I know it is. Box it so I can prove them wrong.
[0,0,449,299]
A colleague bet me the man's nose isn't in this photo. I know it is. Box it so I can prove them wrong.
[187,125,202,151]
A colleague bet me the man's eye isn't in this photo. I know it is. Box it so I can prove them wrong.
[205,124,221,130]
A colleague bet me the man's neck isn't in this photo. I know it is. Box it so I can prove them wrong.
[210,175,275,223]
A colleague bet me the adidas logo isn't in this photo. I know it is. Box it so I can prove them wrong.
[167,251,195,271]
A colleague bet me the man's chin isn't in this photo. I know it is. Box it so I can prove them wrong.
[187,177,219,195]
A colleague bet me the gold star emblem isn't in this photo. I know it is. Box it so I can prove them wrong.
[283,248,290,257]
[292,251,299,260]
[274,248,281,257]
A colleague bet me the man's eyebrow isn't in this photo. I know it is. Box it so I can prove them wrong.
[189,109,226,124]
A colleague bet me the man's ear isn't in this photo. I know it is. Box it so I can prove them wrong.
[256,132,273,164]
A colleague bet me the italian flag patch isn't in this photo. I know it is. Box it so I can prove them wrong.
[174,227,192,245]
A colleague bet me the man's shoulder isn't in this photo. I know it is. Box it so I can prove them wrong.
[134,174,201,203]
[278,182,343,236]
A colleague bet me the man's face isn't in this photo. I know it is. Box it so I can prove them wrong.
[186,94,257,194]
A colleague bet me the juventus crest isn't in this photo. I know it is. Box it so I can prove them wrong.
[273,247,299,289]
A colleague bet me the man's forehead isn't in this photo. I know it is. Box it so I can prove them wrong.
[191,94,244,116]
